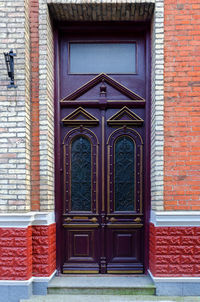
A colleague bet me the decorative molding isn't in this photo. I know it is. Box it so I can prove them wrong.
[107,106,144,126]
[60,73,145,102]
[33,270,56,283]
[148,270,200,283]
[0,270,56,286]
[150,210,200,227]
[0,212,55,228]
[33,212,55,226]
[62,107,99,125]
[0,278,33,286]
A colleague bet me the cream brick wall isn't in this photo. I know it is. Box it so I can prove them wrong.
[39,4,54,210]
[0,0,31,212]
[151,0,164,210]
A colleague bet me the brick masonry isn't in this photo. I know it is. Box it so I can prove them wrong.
[0,1,199,212]
[0,224,56,280]
[0,0,165,211]
[48,1,155,22]
[150,223,200,276]
[164,0,200,210]
[30,0,40,211]
[0,0,31,212]
[39,1,54,211]
[151,0,164,211]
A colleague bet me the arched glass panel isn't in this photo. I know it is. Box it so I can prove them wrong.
[71,136,91,211]
[114,136,135,211]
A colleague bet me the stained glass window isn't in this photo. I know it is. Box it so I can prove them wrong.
[114,136,135,211]
[71,136,91,211]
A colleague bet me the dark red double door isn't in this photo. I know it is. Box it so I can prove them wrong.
[57,24,149,274]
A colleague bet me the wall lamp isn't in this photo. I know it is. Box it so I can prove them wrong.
[4,49,17,88]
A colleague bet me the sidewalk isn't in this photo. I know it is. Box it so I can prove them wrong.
[21,295,200,302]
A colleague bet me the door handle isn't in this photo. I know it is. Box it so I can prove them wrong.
[106,217,117,223]
[64,217,98,223]
[106,217,141,223]
[134,217,142,223]
[64,217,72,223]
[90,217,98,223]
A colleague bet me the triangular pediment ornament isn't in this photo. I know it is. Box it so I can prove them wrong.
[60,73,145,102]
[107,106,144,126]
[62,107,99,125]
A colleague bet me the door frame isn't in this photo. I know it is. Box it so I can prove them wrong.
[54,21,151,275]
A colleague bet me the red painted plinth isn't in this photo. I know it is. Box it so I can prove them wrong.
[0,224,56,280]
[32,224,56,277]
[150,223,200,277]
[0,227,32,280]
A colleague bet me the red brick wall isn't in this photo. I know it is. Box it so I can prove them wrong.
[150,223,200,276]
[0,224,56,280]
[0,227,32,280]
[164,0,200,210]
[30,0,40,211]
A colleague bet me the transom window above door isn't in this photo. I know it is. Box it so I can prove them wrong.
[69,42,136,74]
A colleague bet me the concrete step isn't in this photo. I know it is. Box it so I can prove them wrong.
[47,275,156,295]
[20,294,200,302]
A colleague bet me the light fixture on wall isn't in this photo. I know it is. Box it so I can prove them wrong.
[4,49,17,88]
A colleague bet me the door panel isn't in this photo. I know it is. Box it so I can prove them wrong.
[59,26,148,274]
[107,229,143,273]
[63,229,99,273]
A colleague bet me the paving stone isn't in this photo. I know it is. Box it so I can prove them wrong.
[20,294,200,302]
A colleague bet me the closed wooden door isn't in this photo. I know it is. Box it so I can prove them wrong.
[56,23,150,274]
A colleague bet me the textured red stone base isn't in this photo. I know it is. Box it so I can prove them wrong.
[0,224,56,280]
[150,223,200,277]
[32,224,56,277]
[0,226,32,280]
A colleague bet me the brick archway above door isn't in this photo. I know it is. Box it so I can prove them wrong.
[48,2,155,22]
